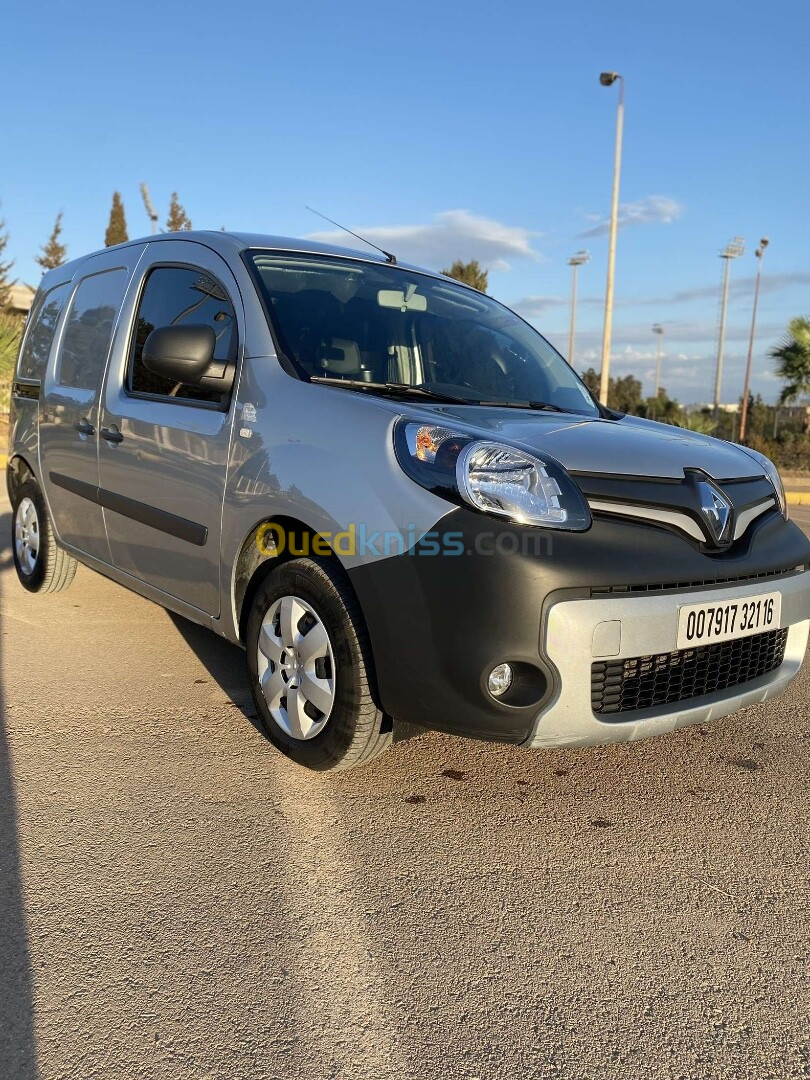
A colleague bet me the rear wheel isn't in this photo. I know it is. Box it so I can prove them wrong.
[12,477,78,594]
[246,557,391,771]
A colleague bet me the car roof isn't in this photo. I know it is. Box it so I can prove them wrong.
[40,231,447,289]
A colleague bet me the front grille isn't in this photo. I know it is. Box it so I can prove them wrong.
[591,627,789,716]
[590,566,803,598]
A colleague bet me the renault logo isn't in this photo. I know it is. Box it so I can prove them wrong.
[696,480,733,545]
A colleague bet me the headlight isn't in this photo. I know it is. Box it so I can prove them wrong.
[739,446,787,518]
[395,421,591,530]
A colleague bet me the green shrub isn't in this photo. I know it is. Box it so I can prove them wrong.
[0,313,23,413]
[747,431,810,473]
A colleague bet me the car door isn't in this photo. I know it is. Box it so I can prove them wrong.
[96,241,242,617]
[39,247,145,563]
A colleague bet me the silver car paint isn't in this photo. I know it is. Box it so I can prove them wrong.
[8,232,807,752]
[10,233,457,642]
[527,571,810,748]
[96,239,248,616]
[38,245,148,563]
[376,403,764,481]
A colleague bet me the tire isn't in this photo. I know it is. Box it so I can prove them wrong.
[12,477,78,594]
[246,556,391,772]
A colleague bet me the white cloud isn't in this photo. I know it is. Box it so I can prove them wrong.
[510,294,568,317]
[306,209,541,271]
[645,270,810,306]
[580,195,684,238]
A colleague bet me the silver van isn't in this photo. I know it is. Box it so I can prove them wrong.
[8,232,810,770]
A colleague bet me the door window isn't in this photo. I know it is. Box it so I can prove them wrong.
[127,266,237,405]
[17,282,71,380]
[58,269,128,390]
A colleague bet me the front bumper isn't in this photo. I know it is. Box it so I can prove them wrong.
[525,570,810,748]
[348,507,810,745]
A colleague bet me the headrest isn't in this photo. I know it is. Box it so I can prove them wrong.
[318,338,362,375]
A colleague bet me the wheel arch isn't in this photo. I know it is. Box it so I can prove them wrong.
[6,454,37,505]
[233,514,360,645]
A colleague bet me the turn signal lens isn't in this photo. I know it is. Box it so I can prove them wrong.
[407,424,460,463]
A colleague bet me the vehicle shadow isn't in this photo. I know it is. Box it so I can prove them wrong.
[165,612,263,734]
[0,514,40,1078]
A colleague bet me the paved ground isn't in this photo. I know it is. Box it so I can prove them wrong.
[1,492,809,1080]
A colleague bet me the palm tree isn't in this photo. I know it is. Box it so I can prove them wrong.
[672,411,717,435]
[771,316,810,404]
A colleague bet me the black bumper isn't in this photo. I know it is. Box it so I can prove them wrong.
[347,507,810,743]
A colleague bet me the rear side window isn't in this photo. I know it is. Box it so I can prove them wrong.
[128,266,237,404]
[16,282,70,380]
[58,268,128,391]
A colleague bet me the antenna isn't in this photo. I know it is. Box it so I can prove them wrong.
[140,182,159,235]
[305,206,396,264]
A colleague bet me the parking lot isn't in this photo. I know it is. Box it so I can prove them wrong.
[1,491,808,1080]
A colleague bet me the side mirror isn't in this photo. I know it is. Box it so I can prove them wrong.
[142,324,216,385]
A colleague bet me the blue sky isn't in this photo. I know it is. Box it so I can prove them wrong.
[4,0,809,403]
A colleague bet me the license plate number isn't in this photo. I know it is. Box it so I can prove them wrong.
[676,591,782,649]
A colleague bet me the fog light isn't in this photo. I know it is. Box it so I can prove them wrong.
[487,663,513,698]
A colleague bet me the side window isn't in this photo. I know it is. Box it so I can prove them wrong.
[58,269,128,391]
[16,282,71,380]
[128,266,237,405]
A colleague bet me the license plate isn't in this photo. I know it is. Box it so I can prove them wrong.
[676,591,782,649]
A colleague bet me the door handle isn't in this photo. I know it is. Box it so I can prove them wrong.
[75,419,95,437]
[100,426,124,445]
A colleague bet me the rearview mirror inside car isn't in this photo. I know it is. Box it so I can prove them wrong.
[377,285,427,312]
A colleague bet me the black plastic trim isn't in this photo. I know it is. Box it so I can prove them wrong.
[13,380,40,400]
[48,472,208,546]
[347,505,810,743]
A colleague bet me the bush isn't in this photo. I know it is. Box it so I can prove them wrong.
[747,431,810,473]
[0,312,23,413]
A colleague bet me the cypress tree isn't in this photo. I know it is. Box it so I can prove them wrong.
[105,192,129,247]
[35,212,68,271]
[165,193,192,232]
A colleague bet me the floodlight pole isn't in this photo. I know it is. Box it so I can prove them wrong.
[567,251,589,366]
[738,238,769,443]
[140,182,159,235]
[652,324,664,398]
[598,72,624,406]
[713,237,745,413]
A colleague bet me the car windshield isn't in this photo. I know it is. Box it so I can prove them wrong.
[247,252,599,415]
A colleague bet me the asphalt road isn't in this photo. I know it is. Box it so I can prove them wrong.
[2,492,809,1080]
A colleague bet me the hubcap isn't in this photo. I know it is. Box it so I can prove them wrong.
[256,594,336,740]
[14,497,40,576]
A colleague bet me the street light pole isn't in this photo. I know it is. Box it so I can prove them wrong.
[598,71,624,406]
[713,237,745,412]
[567,250,590,366]
[738,238,769,443]
[140,182,159,236]
[652,324,664,398]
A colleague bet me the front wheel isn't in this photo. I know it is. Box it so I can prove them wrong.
[246,557,391,772]
[12,477,78,594]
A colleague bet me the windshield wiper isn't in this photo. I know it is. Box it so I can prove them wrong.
[476,399,567,412]
[308,377,569,411]
[308,377,477,405]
